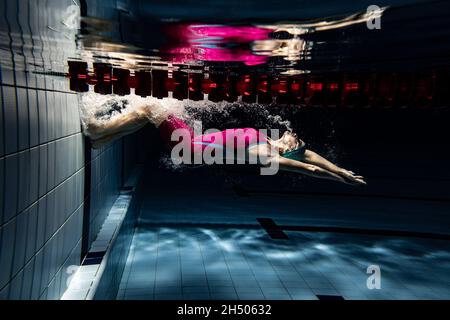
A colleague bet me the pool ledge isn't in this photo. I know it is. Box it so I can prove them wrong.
[61,166,143,300]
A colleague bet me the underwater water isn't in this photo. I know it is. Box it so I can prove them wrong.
[1,0,450,300]
[109,1,450,300]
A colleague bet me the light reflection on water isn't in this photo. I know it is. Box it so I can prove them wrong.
[0,1,385,75]
[2,1,450,84]
[0,1,79,74]
[79,7,386,74]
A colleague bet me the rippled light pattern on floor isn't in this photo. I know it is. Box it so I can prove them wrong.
[116,225,450,300]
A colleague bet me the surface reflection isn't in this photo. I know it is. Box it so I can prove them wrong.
[79,6,386,73]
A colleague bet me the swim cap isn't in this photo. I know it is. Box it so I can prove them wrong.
[282,143,306,161]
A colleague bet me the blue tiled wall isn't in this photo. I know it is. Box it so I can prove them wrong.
[93,166,144,300]
[86,141,124,251]
[0,87,85,299]
[0,0,139,300]
[0,0,86,300]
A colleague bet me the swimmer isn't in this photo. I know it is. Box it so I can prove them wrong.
[84,101,366,185]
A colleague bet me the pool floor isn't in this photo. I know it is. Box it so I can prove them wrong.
[116,223,450,300]
[115,168,450,300]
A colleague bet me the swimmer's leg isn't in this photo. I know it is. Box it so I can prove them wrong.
[84,101,192,149]
[84,102,167,141]
[90,119,148,148]
[142,101,171,128]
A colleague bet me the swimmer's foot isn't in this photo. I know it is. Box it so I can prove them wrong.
[139,101,169,127]
[84,118,106,140]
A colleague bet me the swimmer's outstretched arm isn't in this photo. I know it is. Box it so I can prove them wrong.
[269,156,348,184]
[302,149,366,185]
[268,155,364,185]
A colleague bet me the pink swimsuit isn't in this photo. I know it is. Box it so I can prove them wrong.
[159,115,268,156]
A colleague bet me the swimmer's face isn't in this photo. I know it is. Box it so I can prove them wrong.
[278,131,303,153]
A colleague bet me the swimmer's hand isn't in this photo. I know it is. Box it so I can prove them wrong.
[339,169,367,185]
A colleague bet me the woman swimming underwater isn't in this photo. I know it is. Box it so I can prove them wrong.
[84,100,366,185]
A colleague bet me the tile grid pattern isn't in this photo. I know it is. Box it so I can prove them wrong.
[0,0,128,299]
[0,85,85,299]
[0,0,84,299]
[118,226,450,300]
[87,141,123,250]
[92,165,144,300]
[62,193,132,300]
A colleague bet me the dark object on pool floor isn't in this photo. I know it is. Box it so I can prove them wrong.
[316,295,345,300]
[257,218,290,240]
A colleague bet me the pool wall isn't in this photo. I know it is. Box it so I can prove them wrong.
[0,0,84,299]
[0,0,143,299]
[92,166,145,300]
